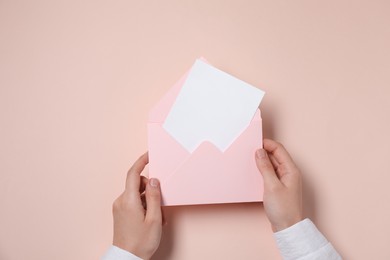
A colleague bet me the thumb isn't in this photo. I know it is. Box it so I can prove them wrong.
[255,149,281,188]
[145,178,162,225]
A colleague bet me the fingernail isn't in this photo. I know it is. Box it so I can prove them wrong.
[150,178,159,187]
[256,149,266,159]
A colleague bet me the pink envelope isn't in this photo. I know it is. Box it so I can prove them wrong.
[148,65,264,206]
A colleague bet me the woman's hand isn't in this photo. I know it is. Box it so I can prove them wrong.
[112,153,162,260]
[255,139,303,232]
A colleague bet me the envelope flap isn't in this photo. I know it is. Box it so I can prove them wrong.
[148,71,190,123]
[149,58,210,123]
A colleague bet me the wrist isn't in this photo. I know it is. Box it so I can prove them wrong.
[113,242,145,260]
[272,216,303,232]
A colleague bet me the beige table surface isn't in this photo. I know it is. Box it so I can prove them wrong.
[1,1,389,259]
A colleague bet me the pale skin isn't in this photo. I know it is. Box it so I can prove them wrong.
[112,139,303,259]
[112,153,162,260]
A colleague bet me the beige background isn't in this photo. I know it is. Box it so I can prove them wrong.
[1,0,390,259]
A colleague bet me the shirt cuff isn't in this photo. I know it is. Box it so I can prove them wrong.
[273,218,342,260]
[101,245,143,260]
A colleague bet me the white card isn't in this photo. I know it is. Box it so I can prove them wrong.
[163,59,265,153]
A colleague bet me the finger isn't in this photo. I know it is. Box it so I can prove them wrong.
[139,176,148,194]
[268,153,280,170]
[125,153,149,195]
[141,193,147,211]
[145,178,162,225]
[255,149,281,188]
[268,153,281,179]
[263,139,298,176]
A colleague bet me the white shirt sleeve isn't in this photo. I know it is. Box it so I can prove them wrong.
[102,219,341,260]
[274,218,342,260]
[101,245,143,260]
